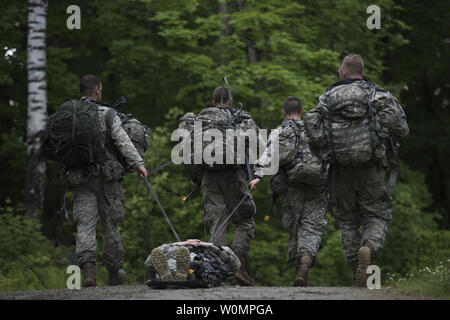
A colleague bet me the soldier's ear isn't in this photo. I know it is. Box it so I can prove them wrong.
[339,66,346,79]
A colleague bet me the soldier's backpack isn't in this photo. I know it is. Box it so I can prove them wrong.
[178,107,248,170]
[41,99,149,172]
[40,99,111,167]
[106,111,149,173]
[320,80,381,167]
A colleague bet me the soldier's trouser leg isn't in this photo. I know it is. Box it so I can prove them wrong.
[282,188,304,267]
[73,186,98,266]
[297,193,328,259]
[201,169,256,260]
[201,172,228,246]
[358,166,392,258]
[335,165,391,264]
[99,181,125,271]
[335,169,363,265]
[283,187,327,268]
[227,170,256,261]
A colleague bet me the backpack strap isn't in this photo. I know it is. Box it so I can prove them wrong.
[105,108,118,132]
[71,100,77,144]
[360,82,378,153]
[361,82,398,197]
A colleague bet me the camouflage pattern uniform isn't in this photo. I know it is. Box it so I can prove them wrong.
[66,97,144,272]
[305,79,409,265]
[254,119,327,268]
[198,107,259,265]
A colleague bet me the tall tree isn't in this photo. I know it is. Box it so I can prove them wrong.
[24,0,47,217]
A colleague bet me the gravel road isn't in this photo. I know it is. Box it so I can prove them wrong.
[0,285,429,300]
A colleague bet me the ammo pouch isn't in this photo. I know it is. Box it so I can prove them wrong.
[285,132,328,187]
[65,165,100,186]
[269,169,289,196]
[285,155,328,187]
[104,182,126,223]
[101,160,125,182]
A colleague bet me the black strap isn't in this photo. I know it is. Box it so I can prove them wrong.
[105,108,117,133]
[387,166,398,197]
[386,137,399,197]
[323,93,338,203]
[71,100,77,144]
[148,160,173,176]
[361,82,378,155]
[144,177,181,242]
[267,193,279,218]
[56,190,69,221]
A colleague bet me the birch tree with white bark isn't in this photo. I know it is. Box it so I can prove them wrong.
[24,0,48,217]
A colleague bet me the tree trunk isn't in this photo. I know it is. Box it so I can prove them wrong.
[236,0,269,108]
[236,0,257,63]
[24,0,48,218]
[217,1,230,66]
[217,1,229,37]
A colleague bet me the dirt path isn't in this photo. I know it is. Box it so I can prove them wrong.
[0,285,429,300]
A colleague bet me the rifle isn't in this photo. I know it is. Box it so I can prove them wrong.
[110,96,127,109]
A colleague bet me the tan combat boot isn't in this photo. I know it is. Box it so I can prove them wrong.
[233,249,254,286]
[150,248,175,281]
[354,246,372,287]
[294,256,313,287]
[108,269,127,286]
[350,260,359,287]
[81,262,96,287]
[174,246,191,281]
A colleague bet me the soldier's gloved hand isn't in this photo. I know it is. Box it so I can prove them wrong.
[249,178,261,191]
[137,166,148,180]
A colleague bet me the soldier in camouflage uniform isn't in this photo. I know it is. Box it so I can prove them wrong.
[191,86,259,286]
[304,55,409,286]
[250,96,328,286]
[64,75,148,287]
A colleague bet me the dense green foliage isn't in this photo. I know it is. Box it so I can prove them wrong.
[0,0,449,294]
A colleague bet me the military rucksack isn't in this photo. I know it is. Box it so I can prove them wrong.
[178,107,248,170]
[40,99,111,167]
[107,111,149,173]
[321,80,381,167]
[41,99,149,172]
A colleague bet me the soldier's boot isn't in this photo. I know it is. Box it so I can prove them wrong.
[174,246,191,281]
[294,256,313,287]
[150,248,175,281]
[233,249,254,286]
[350,260,359,287]
[354,245,373,287]
[108,269,127,286]
[81,262,96,287]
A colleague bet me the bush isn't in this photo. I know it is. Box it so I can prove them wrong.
[0,201,70,292]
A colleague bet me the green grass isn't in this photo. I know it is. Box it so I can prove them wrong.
[385,259,450,299]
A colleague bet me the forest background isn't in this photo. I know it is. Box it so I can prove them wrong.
[0,0,449,296]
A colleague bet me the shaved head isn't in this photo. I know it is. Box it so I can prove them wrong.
[340,54,364,78]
